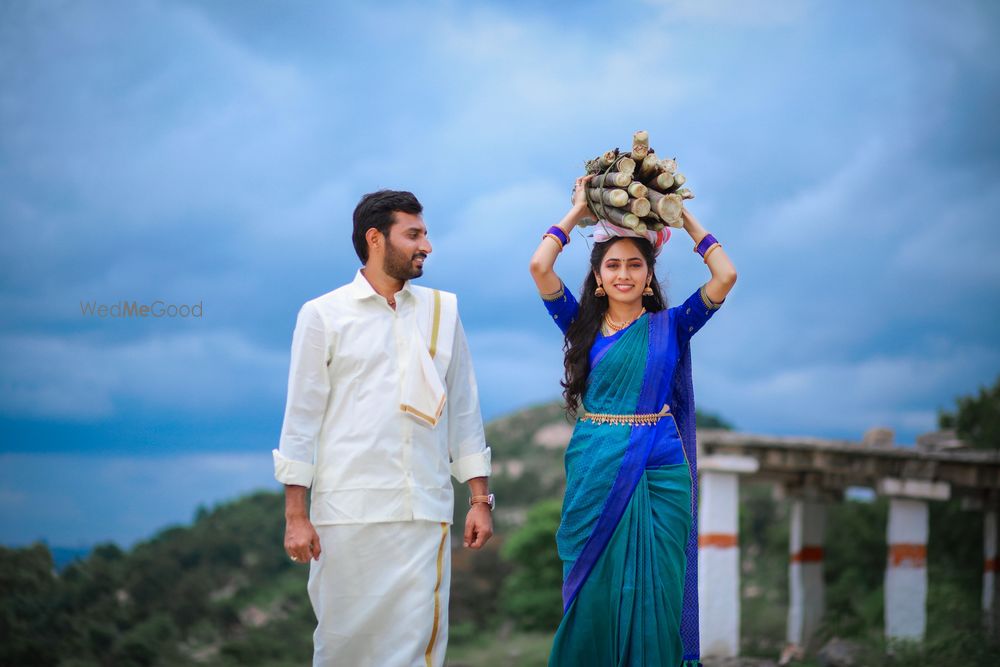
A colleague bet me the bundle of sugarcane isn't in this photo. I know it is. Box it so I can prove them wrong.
[580,130,693,232]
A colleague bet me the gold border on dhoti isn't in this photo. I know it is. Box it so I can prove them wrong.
[424,522,449,667]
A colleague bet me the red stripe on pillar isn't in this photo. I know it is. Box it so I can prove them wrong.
[888,543,927,568]
[791,546,824,563]
[985,558,998,573]
[699,533,738,548]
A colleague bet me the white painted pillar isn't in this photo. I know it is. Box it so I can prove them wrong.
[884,498,928,641]
[877,478,949,643]
[787,499,826,648]
[698,455,759,658]
[984,509,998,632]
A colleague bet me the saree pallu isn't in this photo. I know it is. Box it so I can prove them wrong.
[549,312,701,667]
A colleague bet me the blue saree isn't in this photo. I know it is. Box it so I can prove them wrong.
[542,285,722,666]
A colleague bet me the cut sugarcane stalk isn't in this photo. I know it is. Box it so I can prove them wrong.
[595,209,639,229]
[646,172,675,191]
[590,171,631,188]
[660,158,677,174]
[676,188,694,200]
[587,151,619,174]
[588,187,629,208]
[640,154,660,177]
[601,207,640,230]
[672,172,686,188]
[626,197,651,217]
[640,214,663,230]
[627,181,648,198]
[631,130,649,160]
[647,190,684,226]
[616,157,636,177]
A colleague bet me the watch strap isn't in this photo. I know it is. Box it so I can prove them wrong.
[470,494,494,510]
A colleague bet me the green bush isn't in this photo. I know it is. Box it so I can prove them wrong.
[499,499,564,632]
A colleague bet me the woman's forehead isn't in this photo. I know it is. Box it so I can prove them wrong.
[603,242,644,262]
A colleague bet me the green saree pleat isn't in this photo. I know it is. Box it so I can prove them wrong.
[549,464,692,666]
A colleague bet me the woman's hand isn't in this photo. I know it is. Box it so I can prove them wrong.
[569,174,595,225]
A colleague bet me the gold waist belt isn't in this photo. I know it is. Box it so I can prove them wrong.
[580,404,671,426]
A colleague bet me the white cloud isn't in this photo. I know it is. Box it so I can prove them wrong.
[0,330,287,420]
[747,138,893,246]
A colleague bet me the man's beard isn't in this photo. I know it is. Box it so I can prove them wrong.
[383,239,426,281]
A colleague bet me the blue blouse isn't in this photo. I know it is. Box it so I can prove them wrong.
[542,283,722,466]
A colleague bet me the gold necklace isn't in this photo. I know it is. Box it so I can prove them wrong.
[604,307,646,333]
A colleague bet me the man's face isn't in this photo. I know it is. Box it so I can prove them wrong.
[382,211,432,281]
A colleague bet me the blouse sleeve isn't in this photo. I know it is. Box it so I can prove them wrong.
[540,281,579,336]
[673,284,724,344]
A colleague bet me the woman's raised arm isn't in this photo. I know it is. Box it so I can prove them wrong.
[529,175,593,295]
[680,207,737,304]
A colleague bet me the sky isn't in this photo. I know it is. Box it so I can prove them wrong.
[1,0,999,547]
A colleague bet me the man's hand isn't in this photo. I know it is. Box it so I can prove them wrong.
[283,484,320,563]
[285,515,322,563]
[463,503,493,549]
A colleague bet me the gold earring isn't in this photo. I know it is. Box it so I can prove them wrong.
[595,283,606,298]
[642,280,654,297]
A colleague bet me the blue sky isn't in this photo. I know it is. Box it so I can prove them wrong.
[2,0,998,547]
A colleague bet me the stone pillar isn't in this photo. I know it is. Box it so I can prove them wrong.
[878,478,949,642]
[885,498,928,641]
[787,499,826,650]
[985,508,998,634]
[698,455,759,658]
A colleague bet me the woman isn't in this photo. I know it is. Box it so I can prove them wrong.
[529,174,737,666]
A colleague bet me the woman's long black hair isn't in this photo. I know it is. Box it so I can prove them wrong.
[562,236,668,415]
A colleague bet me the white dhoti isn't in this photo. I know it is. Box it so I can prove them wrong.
[308,520,451,667]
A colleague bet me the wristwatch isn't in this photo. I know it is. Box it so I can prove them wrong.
[470,493,496,511]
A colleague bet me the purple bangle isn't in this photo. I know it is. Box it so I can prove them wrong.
[695,233,718,257]
[547,226,570,246]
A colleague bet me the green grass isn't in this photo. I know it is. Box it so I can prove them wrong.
[446,631,553,667]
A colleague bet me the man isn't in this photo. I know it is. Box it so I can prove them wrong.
[272,190,494,667]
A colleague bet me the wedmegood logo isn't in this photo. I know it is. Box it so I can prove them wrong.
[79,300,204,318]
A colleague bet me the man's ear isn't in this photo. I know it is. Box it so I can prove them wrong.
[365,227,383,254]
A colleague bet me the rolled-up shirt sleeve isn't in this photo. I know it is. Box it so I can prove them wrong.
[445,315,492,482]
[273,301,331,488]
[674,283,724,344]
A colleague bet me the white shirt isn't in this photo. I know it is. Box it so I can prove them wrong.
[272,270,491,525]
